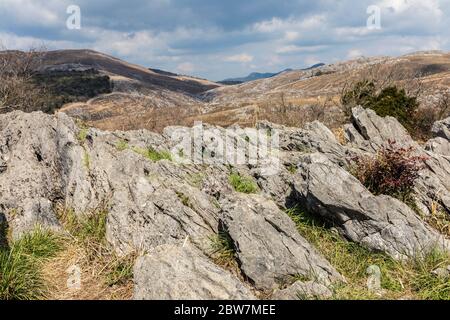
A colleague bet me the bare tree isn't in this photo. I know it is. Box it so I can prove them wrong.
[0,46,48,113]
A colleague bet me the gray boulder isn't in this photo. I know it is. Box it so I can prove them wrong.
[432,117,450,141]
[346,106,417,151]
[220,194,343,290]
[294,153,449,260]
[133,243,255,300]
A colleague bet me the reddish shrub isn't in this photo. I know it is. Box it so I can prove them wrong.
[350,141,427,201]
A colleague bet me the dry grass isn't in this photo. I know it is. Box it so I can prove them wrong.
[39,205,135,300]
[41,243,133,300]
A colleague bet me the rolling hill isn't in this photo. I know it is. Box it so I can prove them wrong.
[5,49,449,132]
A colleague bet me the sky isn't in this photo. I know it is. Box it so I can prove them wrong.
[0,0,449,81]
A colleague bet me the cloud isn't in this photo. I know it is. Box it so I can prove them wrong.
[224,53,254,63]
[347,49,364,59]
[176,62,195,73]
[0,0,449,80]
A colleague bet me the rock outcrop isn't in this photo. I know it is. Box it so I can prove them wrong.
[1,107,450,299]
[432,117,450,141]
[134,243,255,300]
[220,194,342,290]
[294,153,449,260]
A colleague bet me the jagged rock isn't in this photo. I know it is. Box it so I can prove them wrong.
[279,121,354,165]
[133,243,255,300]
[432,117,450,141]
[219,194,343,290]
[344,107,450,215]
[346,106,417,151]
[271,281,333,300]
[425,137,450,157]
[414,151,450,213]
[294,153,449,260]
[0,111,69,238]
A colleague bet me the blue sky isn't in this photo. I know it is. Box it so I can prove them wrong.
[0,0,449,80]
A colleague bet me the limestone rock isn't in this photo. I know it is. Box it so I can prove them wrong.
[432,117,450,141]
[133,243,255,300]
[294,153,449,260]
[220,194,343,290]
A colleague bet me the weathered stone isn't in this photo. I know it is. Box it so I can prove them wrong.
[425,137,450,157]
[431,265,450,279]
[432,117,450,141]
[133,243,255,300]
[220,194,343,290]
[294,153,450,260]
[347,106,417,151]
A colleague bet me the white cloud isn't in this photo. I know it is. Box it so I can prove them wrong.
[176,62,195,73]
[347,49,364,59]
[0,0,66,27]
[224,53,254,63]
[276,45,328,54]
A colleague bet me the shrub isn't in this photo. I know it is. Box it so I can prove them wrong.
[342,81,419,131]
[350,141,427,202]
[229,173,259,194]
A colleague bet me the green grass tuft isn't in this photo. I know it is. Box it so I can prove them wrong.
[115,140,129,151]
[77,128,88,144]
[286,206,450,300]
[229,173,259,194]
[83,150,90,169]
[132,146,172,162]
[58,208,107,245]
[104,254,135,287]
[0,226,63,300]
[209,230,237,268]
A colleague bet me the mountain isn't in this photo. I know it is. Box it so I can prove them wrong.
[221,69,293,84]
[41,49,219,94]
[220,63,325,84]
[3,49,450,133]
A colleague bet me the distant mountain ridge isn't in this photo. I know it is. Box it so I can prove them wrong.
[220,63,325,84]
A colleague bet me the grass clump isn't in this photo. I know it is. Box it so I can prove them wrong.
[176,192,193,209]
[77,128,88,144]
[286,206,450,300]
[57,207,107,246]
[115,140,129,151]
[132,146,172,162]
[229,172,259,194]
[0,226,63,300]
[209,230,237,270]
[104,254,135,287]
[83,150,91,169]
[51,206,135,299]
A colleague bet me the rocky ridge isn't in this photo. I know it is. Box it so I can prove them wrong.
[0,107,449,299]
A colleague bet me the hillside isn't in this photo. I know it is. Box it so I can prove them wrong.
[54,50,450,132]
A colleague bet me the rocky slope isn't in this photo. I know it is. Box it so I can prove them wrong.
[0,107,449,299]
